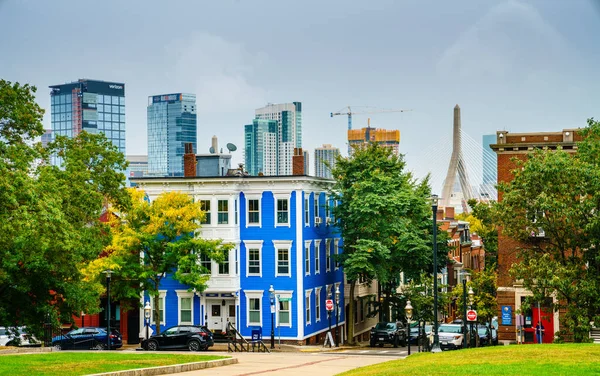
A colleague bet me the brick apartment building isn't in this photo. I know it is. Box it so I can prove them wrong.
[490,129,582,344]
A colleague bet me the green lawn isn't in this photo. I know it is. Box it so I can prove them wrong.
[339,344,600,376]
[0,352,228,376]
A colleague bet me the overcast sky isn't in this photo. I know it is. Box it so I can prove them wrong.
[1,0,599,189]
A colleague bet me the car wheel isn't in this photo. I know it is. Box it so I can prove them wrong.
[393,336,398,348]
[378,343,384,347]
[53,343,62,351]
[146,340,159,351]
[369,340,375,347]
[93,342,106,350]
[188,340,201,352]
[400,339,407,347]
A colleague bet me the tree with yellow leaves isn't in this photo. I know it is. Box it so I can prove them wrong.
[86,189,232,333]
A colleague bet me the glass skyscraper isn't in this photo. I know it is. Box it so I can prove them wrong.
[147,93,197,176]
[314,144,340,179]
[482,134,497,185]
[244,119,278,176]
[49,79,126,157]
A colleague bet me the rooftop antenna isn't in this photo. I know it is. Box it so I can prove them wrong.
[226,143,238,153]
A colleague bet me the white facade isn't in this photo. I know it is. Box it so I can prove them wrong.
[314,144,340,179]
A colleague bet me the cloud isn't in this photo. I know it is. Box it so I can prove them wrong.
[436,0,573,80]
[163,32,267,114]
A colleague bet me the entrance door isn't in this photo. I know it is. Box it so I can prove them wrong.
[532,306,554,344]
[208,303,223,333]
[226,303,236,328]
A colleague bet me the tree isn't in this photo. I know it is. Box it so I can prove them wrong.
[85,189,232,333]
[496,121,600,342]
[396,273,450,324]
[0,80,130,332]
[458,199,498,271]
[330,143,448,344]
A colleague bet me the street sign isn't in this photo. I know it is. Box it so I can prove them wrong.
[326,299,334,311]
[467,309,478,322]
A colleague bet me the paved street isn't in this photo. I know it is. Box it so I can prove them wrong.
[172,351,400,376]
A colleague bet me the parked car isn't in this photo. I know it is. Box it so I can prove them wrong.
[438,324,464,350]
[0,327,41,347]
[142,325,214,351]
[489,317,499,345]
[475,324,491,346]
[52,327,122,350]
[369,322,407,348]
[409,324,432,345]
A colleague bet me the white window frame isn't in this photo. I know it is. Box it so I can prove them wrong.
[273,193,291,228]
[315,239,321,274]
[273,240,293,277]
[150,290,167,326]
[175,290,194,325]
[245,290,264,327]
[219,249,230,275]
[334,239,340,271]
[305,289,312,325]
[276,290,293,327]
[315,287,321,322]
[304,240,312,276]
[217,198,229,225]
[244,240,263,277]
[326,239,331,272]
[304,197,310,227]
[314,193,320,225]
[246,195,262,227]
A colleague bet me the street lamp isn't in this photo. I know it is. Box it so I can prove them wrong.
[327,292,332,344]
[102,269,113,350]
[269,285,275,349]
[335,285,340,347]
[405,300,413,355]
[144,301,151,344]
[468,287,475,348]
[461,271,470,348]
[430,194,441,353]
[81,311,85,328]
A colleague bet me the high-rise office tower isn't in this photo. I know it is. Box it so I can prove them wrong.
[303,150,310,176]
[254,102,302,175]
[49,79,125,157]
[147,93,197,176]
[244,119,278,176]
[314,144,340,179]
[41,129,52,148]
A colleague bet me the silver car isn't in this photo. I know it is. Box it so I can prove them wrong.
[438,324,464,350]
[0,327,41,347]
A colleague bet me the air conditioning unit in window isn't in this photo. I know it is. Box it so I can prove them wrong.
[315,217,322,225]
[326,217,332,225]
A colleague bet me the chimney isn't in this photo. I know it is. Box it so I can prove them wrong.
[445,206,455,220]
[183,143,197,177]
[292,148,305,175]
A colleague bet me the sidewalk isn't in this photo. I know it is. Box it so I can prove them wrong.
[121,341,371,354]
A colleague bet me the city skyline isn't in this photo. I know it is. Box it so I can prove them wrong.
[2,0,599,185]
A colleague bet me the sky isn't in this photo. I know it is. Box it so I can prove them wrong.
[1,0,599,191]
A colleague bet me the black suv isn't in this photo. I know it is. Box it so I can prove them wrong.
[370,322,407,348]
[143,325,214,351]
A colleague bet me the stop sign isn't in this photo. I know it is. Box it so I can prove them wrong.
[467,310,477,322]
[326,299,334,311]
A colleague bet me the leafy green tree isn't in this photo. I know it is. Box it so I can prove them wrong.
[330,143,448,344]
[0,80,130,332]
[496,121,600,342]
[458,199,498,271]
[86,189,232,333]
[396,273,450,324]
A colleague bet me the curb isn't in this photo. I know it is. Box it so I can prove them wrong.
[0,347,52,355]
[86,358,238,376]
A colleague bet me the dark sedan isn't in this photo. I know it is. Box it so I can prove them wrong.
[52,327,122,350]
[142,325,214,351]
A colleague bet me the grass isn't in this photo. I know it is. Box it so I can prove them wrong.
[0,352,228,376]
[339,344,600,376]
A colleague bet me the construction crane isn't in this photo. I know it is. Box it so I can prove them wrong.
[330,106,412,154]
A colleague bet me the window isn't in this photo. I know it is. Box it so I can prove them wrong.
[245,290,263,326]
[219,250,230,275]
[326,239,331,272]
[315,288,321,322]
[200,254,212,274]
[176,290,193,324]
[248,199,260,225]
[244,240,263,277]
[273,241,292,277]
[279,300,290,325]
[360,298,365,322]
[151,291,166,325]
[200,200,211,225]
[315,240,321,274]
[305,290,312,325]
[334,239,339,270]
[218,200,229,224]
[304,197,309,225]
[325,196,330,219]
[276,199,289,225]
[304,241,311,276]
[235,199,238,225]
[314,194,319,223]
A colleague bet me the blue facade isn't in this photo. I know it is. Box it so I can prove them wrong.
[136,176,344,343]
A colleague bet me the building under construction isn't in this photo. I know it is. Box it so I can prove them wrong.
[347,126,400,154]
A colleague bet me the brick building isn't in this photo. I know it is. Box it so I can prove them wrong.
[490,129,582,343]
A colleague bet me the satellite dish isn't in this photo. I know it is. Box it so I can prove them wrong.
[209,147,215,154]
[226,143,237,153]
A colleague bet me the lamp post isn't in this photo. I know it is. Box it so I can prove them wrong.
[468,287,475,348]
[103,269,113,350]
[335,286,340,347]
[269,285,275,349]
[461,271,469,349]
[81,312,85,328]
[430,194,441,353]
[405,300,413,355]
[144,301,151,345]
[327,292,332,343]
